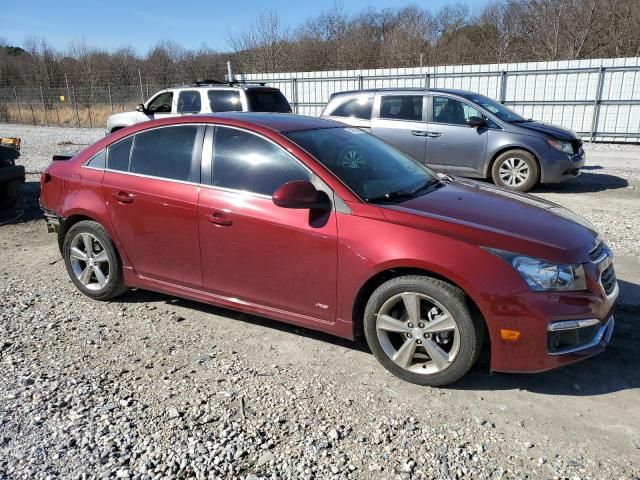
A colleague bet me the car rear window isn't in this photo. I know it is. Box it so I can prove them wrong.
[379,95,423,121]
[330,97,373,120]
[208,90,243,112]
[246,90,291,113]
[130,126,199,182]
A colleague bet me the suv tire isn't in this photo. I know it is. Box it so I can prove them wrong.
[491,150,539,192]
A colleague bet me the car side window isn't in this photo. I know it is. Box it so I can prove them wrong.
[379,95,423,121]
[86,150,106,169]
[107,137,133,171]
[432,96,482,126]
[177,91,202,114]
[212,127,310,196]
[146,92,173,113]
[130,126,199,182]
[208,90,243,112]
[330,97,373,120]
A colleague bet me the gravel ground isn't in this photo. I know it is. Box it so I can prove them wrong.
[1,123,639,479]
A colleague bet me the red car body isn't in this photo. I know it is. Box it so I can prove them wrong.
[40,114,617,374]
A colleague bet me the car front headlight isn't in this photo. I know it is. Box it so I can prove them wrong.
[486,248,586,292]
[547,139,574,155]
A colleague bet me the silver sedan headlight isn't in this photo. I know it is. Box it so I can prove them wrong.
[486,248,587,292]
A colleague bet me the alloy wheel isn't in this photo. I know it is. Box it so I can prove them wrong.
[341,150,364,168]
[498,157,530,187]
[69,232,110,291]
[375,292,460,375]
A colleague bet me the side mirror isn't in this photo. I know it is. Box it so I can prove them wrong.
[136,104,147,113]
[466,116,485,129]
[272,180,331,210]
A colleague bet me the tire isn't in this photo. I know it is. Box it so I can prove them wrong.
[62,220,127,300]
[491,149,539,192]
[0,179,21,210]
[363,275,482,387]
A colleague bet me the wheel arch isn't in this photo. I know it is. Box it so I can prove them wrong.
[351,267,488,343]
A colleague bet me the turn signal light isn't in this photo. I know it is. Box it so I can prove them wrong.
[500,329,521,341]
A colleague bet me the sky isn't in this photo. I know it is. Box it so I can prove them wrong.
[2,0,491,54]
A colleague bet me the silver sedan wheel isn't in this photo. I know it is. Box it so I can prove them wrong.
[375,292,460,375]
[341,149,364,168]
[498,157,530,187]
[69,233,110,291]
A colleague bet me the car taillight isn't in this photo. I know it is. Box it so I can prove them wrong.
[41,171,52,186]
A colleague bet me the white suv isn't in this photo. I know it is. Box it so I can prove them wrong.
[106,81,291,133]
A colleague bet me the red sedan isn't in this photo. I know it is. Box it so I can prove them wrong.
[39,113,618,386]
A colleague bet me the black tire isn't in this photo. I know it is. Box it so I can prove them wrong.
[491,149,539,192]
[0,179,21,210]
[62,220,127,300]
[363,275,483,387]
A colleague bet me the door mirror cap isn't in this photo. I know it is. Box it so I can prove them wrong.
[273,180,331,210]
[466,116,485,128]
[136,104,146,113]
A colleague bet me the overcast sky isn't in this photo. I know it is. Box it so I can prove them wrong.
[3,0,491,53]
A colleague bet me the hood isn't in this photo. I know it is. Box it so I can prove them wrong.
[513,120,578,141]
[381,179,598,263]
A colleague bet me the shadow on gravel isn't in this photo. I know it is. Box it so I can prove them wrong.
[0,180,43,226]
[533,171,628,194]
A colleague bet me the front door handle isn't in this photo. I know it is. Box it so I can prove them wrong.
[426,131,442,138]
[411,130,428,137]
[208,211,233,226]
[113,191,133,204]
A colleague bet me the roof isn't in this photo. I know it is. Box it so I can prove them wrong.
[330,87,478,97]
[163,83,278,91]
[203,112,344,133]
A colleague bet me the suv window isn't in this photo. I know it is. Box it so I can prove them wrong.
[330,97,373,119]
[379,95,423,121]
[130,126,199,182]
[107,137,133,171]
[208,90,243,112]
[246,90,291,113]
[212,127,309,196]
[432,96,482,126]
[177,90,202,114]
[146,92,173,113]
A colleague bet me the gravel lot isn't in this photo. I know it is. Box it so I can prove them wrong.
[1,123,639,479]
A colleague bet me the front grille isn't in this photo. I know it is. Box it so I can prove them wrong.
[589,241,608,262]
[571,139,583,154]
[600,264,617,296]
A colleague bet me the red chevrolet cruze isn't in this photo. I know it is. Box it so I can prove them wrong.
[40,113,618,386]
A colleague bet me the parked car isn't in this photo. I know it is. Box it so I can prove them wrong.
[321,88,585,192]
[106,81,291,133]
[40,113,617,386]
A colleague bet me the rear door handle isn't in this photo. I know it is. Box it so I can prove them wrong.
[208,211,233,226]
[426,131,442,138]
[411,130,428,137]
[113,191,133,204]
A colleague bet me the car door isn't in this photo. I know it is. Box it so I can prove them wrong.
[370,94,427,162]
[102,125,205,288]
[198,125,338,321]
[425,95,489,175]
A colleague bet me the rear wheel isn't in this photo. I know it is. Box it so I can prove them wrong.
[363,275,482,386]
[491,150,539,192]
[62,220,127,300]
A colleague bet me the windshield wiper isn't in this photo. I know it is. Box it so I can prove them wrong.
[366,178,444,204]
[410,177,444,195]
[509,118,534,123]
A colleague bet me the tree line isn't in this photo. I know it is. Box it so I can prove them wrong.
[1,0,639,89]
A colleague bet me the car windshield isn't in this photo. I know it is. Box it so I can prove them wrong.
[285,127,442,203]
[464,93,526,123]
[246,90,292,113]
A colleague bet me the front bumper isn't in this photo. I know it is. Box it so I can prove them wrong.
[540,148,585,183]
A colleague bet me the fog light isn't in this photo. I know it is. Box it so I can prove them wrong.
[547,319,601,353]
[500,329,521,341]
[547,319,600,331]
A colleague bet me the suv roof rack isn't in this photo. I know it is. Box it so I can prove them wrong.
[189,79,268,87]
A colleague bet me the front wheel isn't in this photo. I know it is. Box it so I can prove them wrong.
[62,220,127,300]
[491,150,539,192]
[363,276,483,387]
